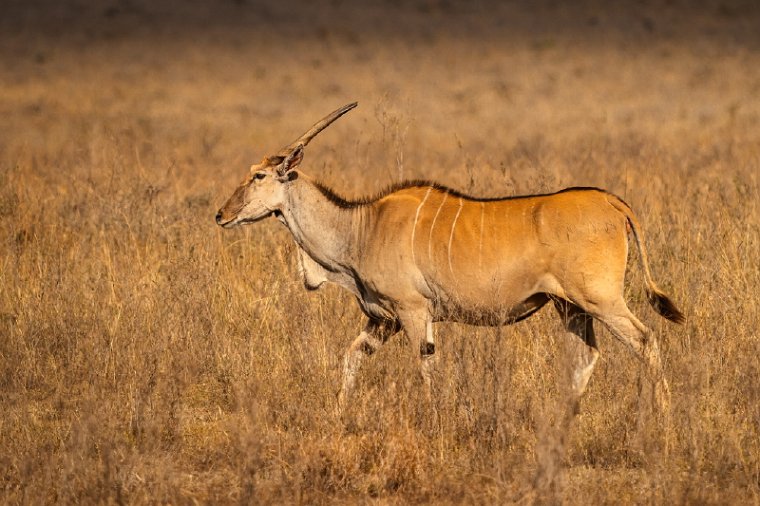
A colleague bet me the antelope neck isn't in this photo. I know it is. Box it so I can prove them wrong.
[280,175,369,272]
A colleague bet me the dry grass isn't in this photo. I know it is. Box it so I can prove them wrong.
[1,1,759,503]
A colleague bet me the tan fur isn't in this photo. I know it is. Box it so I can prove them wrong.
[216,103,683,412]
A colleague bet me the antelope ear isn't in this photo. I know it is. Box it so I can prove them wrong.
[278,144,304,175]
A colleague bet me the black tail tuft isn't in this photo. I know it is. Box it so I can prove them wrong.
[647,290,685,324]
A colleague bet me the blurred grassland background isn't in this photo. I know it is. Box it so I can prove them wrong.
[1,0,759,503]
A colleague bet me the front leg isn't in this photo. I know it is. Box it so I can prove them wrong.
[398,310,436,392]
[338,318,400,410]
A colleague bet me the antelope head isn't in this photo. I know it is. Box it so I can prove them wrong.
[215,102,357,228]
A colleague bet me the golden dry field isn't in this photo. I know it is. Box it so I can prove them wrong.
[1,1,759,503]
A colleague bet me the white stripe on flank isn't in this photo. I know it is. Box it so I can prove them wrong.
[478,202,485,269]
[411,188,432,267]
[448,198,463,276]
[428,193,448,261]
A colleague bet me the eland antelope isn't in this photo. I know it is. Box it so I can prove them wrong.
[216,102,684,411]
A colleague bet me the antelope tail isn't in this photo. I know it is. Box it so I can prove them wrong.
[608,196,685,324]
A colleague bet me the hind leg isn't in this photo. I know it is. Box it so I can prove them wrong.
[532,299,599,494]
[553,299,600,400]
[593,299,670,412]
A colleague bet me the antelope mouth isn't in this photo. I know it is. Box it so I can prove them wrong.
[220,211,274,228]
[239,212,273,225]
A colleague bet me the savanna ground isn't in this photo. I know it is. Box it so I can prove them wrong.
[1,1,759,503]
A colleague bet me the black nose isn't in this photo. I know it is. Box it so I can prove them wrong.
[215,211,222,224]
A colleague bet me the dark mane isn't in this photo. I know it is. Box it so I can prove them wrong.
[314,180,616,209]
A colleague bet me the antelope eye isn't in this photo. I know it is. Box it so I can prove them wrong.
[253,173,266,181]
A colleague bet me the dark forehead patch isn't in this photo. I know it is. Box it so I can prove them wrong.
[263,155,285,166]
